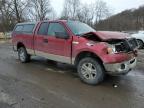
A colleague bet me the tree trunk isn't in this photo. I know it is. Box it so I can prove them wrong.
[14,0,21,22]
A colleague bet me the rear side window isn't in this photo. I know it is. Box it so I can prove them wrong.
[14,24,35,34]
[23,24,35,34]
[38,22,49,35]
[48,23,67,36]
[14,25,23,33]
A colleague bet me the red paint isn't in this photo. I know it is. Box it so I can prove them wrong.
[12,20,137,65]
[71,36,136,64]
[83,31,128,41]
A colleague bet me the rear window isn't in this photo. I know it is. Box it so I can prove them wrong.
[14,24,35,34]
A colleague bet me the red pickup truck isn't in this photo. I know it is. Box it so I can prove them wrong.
[12,20,138,85]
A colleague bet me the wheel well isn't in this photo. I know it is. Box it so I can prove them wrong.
[17,42,25,50]
[137,39,144,43]
[137,39,144,49]
[74,51,103,67]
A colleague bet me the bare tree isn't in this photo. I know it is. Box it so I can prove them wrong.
[61,0,111,27]
[0,0,113,32]
[0,0,16,32]
[28,0,52,21]
[61,0,81,20]
[0,0,29,32]
[94,0,111,24]
[11,0,29,22]
[77,3,95,26]
[48,8,57,20]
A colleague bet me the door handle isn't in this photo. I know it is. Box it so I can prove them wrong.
[43,39,48,43]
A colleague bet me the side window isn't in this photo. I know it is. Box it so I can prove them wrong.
[37,22,49,35]
[48,23,67,36]
[14,25,23,33]
[23,24,35,34]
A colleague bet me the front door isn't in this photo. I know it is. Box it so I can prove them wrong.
[34,22,72,64]
[46,22,72,63]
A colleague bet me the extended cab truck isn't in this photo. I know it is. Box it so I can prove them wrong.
[12,20,138,85]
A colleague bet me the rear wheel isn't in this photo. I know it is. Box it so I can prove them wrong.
[77,57,105,85]
[18,47,30,63]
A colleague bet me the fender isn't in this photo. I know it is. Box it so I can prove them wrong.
[72,42,108,64]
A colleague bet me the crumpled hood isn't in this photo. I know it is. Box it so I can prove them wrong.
[83,31,129,41]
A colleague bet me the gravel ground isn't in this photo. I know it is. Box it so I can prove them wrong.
[0,41,144,108]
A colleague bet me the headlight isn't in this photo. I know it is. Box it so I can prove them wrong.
[107,45,117,54]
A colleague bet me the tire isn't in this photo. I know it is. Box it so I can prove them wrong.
[77,57,105,85]
[18,47,30,63]
[137,39,144,49]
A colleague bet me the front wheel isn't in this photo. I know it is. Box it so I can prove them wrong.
[137,39,144,49]
[18,47,30,63]
[77,57,105,85]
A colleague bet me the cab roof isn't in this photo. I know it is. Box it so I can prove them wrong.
[16,20,80,25]
[16,22,37,25]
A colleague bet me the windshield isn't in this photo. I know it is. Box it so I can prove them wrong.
[67,21,96,36]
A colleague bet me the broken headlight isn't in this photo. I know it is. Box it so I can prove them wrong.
[107,44,117,54]
[107,41,130,54]
[107,38,138,54]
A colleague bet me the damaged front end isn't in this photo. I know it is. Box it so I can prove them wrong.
[82,31,138,75]
[104,38,138,75]
[82,31,138,54]
[106,38,138,54]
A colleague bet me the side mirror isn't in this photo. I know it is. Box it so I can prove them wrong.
[55,32,69,39]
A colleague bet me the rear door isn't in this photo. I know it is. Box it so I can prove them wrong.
[34,22,49,53]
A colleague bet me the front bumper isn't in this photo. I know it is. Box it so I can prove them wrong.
[104,57,137,75]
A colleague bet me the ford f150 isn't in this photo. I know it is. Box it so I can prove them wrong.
[12,20,138,85]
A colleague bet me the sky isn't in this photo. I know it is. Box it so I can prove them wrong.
[50,0,144,16]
